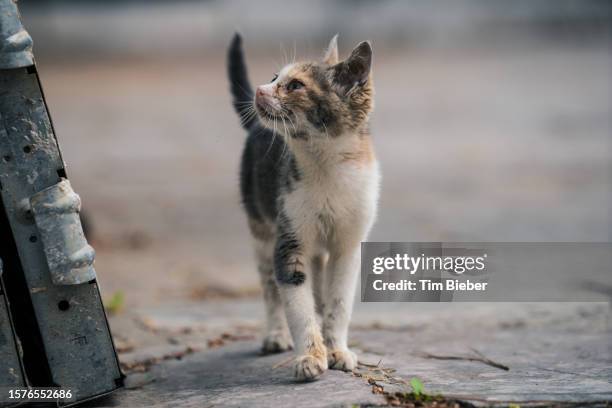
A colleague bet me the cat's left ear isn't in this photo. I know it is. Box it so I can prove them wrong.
[322,34,339,65]
[331,41,372,93]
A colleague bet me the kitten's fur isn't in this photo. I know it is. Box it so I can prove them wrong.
[228,33,380,381]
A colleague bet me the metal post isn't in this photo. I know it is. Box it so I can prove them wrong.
[0,259,27,408]
[0,1,123,406]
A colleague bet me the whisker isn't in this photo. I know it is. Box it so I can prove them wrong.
[238,110,254,124]
[275,116,288,165]
[237,105,255,117]
[277,136,288,165]
[273,116,278,148]
[238,107,257,126]
[233,82,254,99]
[322,122,331,144]
[263,116,278,158]
[281,115,290,140]
[279,108,297,136]
[285,114,297,135]
[280,42,288,66]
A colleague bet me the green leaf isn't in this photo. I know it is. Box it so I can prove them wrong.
[104,291,125,315]
[410,377,424,396]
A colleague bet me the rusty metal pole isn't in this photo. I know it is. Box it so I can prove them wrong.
[0,1,123,406]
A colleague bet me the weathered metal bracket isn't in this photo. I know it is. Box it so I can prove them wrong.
[29,180,97,286]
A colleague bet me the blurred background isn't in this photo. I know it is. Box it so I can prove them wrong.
[17,0,612,308]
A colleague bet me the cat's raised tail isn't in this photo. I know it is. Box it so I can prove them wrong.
[228,32,256,130]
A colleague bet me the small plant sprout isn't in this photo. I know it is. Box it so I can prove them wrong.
[410,377,424,396]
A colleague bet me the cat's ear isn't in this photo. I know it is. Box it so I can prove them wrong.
[322,34,339,65]
[331,41,372,94]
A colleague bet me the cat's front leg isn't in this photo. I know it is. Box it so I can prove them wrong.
[280,283,327,381]
[322,246,361,372]
[274,225,327,381]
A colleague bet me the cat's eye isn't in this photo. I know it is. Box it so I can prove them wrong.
[286,79,305,91]
[271,74,279,83]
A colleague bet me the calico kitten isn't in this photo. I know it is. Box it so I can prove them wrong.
[227,33,380,381]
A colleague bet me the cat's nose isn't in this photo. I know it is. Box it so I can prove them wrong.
[255,87,268,109]
[256,87,264,97]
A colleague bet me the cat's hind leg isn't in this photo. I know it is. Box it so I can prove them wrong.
[311,252,329,318]
[251,220,293,354]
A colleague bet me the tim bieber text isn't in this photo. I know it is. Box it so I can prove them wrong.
[372,279,488,292]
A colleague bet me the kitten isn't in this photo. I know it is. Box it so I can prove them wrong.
[227,33,380,381]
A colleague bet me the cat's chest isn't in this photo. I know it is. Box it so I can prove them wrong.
[283,162,379,226]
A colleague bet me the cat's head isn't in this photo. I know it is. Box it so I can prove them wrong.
[254,35,373,141]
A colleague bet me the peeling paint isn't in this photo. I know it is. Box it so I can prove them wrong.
[26,168,38,184]
[30,286,47,294]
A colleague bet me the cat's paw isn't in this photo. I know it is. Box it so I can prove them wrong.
[327,348,357,372]
[261,331,293,354]
[294,354,328,381]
